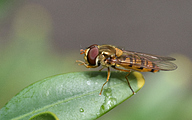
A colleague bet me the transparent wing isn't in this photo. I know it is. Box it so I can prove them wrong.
[131,51,176,61]
[114,50,177,71]
[150,61,177,71]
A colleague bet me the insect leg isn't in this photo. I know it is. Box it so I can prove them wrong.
[99,67,110,96]
[112,67,135,95]
[76,60,98,68]
[99,67,105,71]
[125,72,135,95]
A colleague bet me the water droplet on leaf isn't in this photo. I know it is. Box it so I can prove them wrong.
[79,108,84,112]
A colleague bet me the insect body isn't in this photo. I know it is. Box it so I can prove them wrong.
[76,44,177,95]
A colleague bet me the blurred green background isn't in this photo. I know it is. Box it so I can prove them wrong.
[0,1,192,120]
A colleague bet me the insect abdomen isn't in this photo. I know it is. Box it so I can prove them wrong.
[120,57,159,73]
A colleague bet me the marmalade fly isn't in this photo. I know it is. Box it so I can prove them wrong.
[76,44,177,95]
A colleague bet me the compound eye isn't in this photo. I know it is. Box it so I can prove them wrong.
[87,45,99,65]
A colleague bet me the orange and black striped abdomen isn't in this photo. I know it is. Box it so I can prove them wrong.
[117,55,159,73]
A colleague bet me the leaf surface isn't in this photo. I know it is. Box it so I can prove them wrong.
[0,71,145,120]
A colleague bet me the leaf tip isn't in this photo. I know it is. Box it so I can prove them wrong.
[132,72,145,89]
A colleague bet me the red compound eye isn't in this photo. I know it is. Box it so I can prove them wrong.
[87,44,99,65]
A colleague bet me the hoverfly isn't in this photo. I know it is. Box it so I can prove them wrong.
[76,44,177,95]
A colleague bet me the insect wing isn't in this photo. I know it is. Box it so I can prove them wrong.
[113,50,177,71]
[132,51,177,70]
[131,51,176,61]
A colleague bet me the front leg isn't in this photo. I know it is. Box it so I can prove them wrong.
[76,60,98,68]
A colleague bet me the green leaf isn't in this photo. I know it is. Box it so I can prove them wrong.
[0,71,145,120]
